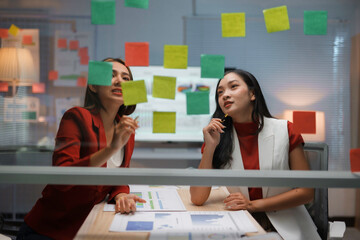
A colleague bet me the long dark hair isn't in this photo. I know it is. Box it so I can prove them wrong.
[212,69,273,169]
[84,58,136,117]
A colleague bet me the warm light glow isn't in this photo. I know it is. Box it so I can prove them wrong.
[0,47,36,83]
[283,110,325,142]
[275,86,328,107]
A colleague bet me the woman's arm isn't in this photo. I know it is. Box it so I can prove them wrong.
[224,145,314,212]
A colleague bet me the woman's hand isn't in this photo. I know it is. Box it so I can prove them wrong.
[223,192,252,211]
[115,193,147,214]
[203,118,225,148]
[110,116,139,151]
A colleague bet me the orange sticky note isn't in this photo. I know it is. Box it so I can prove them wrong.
[8,24,20,36]
[57,38,67,49]
[80,55,90,65]
[125,42,149,66]
[32,83,45,93]
[77,77,87,87]
[48,70,58,81]
[0,29,8,38]
[69,40,79,50]
[78,47,88,57]
[293,111,316,134]
[350,149,360,172]
[22,35,32,45]
[0,82,9,92]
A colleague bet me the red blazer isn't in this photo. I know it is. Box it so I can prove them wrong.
[24,107,135,240]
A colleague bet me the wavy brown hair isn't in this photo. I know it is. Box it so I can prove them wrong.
[84,58,136,116]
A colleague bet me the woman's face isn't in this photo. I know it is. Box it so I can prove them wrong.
[92,61,131,109]
[217,72,255,120]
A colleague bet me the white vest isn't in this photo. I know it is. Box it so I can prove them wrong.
[226,117,321,240]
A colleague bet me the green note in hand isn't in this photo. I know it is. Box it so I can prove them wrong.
[88,61,113,86]
[152,76,176,99]
[153,112,176,133]
[121,80,148,106]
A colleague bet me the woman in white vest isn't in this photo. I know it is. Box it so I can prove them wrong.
[190,69,321,240]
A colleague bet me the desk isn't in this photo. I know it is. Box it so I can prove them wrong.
[75,187,266,240]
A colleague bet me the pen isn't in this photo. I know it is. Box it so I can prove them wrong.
[134,116,139,123]
[220,114,228,123]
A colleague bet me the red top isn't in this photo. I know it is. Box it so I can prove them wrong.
[24,107,135,240]
[202,120,303,201]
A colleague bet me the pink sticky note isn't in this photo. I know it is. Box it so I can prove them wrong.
[0,29,8,38]
[22,35,33,45]
[125,42,149,66]
[0,82,9,92]
[32,83,45,93]
[48,70,58,81]
[57,38,67,49]
[77,77,87,87]
[69,40,79,50]
[78,47,88,57]
[80,55,90,65]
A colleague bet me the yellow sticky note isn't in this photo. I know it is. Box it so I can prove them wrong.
[121,80,148,106]
[163,45,188,69]
[8,24,20,36]
[152,75,176,99]
[263,5,290,33]
[221,13,245,37]
[153,112,176,133]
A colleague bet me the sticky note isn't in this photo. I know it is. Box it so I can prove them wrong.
[78,47,88,57]
[80,55,90,65]
[186,91,210,115]
[48,70,58,81]
[57,38,67,49]
[125,42,149,66]
[32,83,45,94]
[163,45,188,69]
[153,112,176,133]
[221,13,246,37]
[88,61,113,86]
[304,11,327,35]
[0,82,9,92]
[0,29,8,38]
[201,54,225,78]
[263,5,290,33]
[69,40,79,50]
[91,0,116,25]
[8,24,20,36]
[293,111,316,134]
[77,77,87,87]
[22,35,32,45]
[125,0,149,9]
[350,149,360,172]
[121,80,148,106]
[152,75,176,99]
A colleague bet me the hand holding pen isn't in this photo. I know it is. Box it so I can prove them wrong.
[202,114,227,148]
[110,116,139,151]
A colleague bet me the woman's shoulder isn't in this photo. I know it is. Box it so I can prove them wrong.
[62,106,94,123]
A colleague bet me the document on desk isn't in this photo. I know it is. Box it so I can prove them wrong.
[104,189,186,212]
[149,232,282,240]
[109,211,257,233]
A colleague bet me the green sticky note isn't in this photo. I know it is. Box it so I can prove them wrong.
[152,75,176,99]
[304,11,327,35]
[22,111,36,120]
[153,112,176,133]
[201,54,225,78]
[88,61,113,86]
[163,45,188,69]
[91,0,116,25]
[125,0,149,9]
[263,5,290,33]
[221,13,246,37]
[121,80,148,106]
[186,91,209,115]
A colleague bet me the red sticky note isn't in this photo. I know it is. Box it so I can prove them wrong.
[69,40,79,50]
[78,47,88,57]
[80,55,90,65]
[0,82,9,92]
[125,42,149,66]
[293,111,316,134]
[77,77,87,87]
[57,38,67,49]
[350,149,360,172]
[22,35,32,45]
[0,29,8,38]
[48,70,58,81]
[32,83,45,93]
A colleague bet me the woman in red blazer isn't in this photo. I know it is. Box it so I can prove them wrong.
[17,58,145,240]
